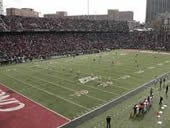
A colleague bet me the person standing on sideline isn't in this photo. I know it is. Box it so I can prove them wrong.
[159,96,163,105]
[163,78,166,88]
[166,85,168,96]
[160,79,162,91]
[106,116,111,128]
[150,88,153,96]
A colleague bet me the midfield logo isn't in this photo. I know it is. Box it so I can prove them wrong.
[0,89,25,112]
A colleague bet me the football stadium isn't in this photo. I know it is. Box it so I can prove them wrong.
[0,1,170,128]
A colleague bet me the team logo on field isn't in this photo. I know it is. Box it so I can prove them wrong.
[0,89,25,112]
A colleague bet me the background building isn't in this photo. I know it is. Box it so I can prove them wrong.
[146,0,170,24]
[44,11,67,18]
[153,12,170,32]
[108,9,133,21]
[44,9,135,30]
[48,9,134,21]
[68,9,133,21]
[6,8,39,17]
[0,0,3,15]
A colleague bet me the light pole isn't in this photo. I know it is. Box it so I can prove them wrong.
[87,0,89,18]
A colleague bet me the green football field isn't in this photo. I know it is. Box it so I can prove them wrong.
[0,49,170,121]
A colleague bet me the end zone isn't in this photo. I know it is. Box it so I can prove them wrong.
[0,83,70,128]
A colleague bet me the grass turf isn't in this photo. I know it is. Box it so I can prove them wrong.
[0,50,170,120]
[77,82,170,128]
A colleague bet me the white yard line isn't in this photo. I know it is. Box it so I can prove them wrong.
[4,74,90,111]
[30,62,137,91]
[50,73,121,95]
[157,63,163,66]
[41,65,126,88]
[135,70,144,74]
[0,82,71,122]
[14,68,106,103]
[29,63,157,94]
[118,75,131,80]
[22,66,120,96]
[165,60,170,63]
[34,74,118,99]
[147,66,155,69]
[58,122,71,128]
[44,72,120,95]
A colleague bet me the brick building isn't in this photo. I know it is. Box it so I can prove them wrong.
[6,8,39,17]
[44,11,67,18]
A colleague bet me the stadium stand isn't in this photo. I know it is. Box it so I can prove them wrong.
[0,15,128,32]
[0,15,169,64]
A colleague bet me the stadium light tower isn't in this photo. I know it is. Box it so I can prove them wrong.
[0,0,3,15]
[87,0,90,18]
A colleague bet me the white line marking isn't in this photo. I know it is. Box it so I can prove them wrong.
[4,74,90,111]
[12,68,106,103]
[157,63,163,66]
[61,71,170,127]
[0,82,71,122]
[135,70,144,74]
[165,60,170,63]
[30,61,131,92]
[23,66,120,96]
[32,75,105,102]
[119,75,131,80]
[120,53,128,56]
[147,66,155,69]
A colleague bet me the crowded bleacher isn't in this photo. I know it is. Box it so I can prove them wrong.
[0,15,169,64]
[0,15,128,32]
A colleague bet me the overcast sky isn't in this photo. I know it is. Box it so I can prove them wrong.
[4,0,147,22]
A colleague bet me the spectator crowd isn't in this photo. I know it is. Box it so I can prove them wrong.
[0,15,170,64]
[0,15,128,32]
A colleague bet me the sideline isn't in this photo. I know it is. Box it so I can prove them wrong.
[61,71,170,128]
